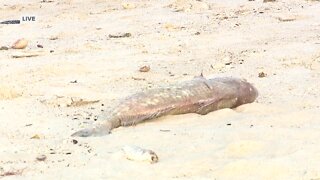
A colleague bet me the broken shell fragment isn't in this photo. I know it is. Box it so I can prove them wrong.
[258,72,267,78]
[122,145,158,164]
[36,154,47,161]
[139,65,150,72]
[0,46,9,50]
[108,33,131,38]
[122,3,136,9]
[11,38,28,49]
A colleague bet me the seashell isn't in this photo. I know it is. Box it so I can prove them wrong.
[122,145,158,164]
[36,154,47,161]
[11,38,28,49]
[139,65,150,72]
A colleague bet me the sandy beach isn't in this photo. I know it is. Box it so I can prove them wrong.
[0,0,320,179]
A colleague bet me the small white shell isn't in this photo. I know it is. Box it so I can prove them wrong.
[122,145,158,164]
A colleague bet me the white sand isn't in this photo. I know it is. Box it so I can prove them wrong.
[0,0,320,179]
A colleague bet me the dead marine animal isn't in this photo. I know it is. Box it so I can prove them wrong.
[72,77,258,137]
[122,145,158,164]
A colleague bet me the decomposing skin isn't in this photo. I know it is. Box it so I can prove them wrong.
[71,77,258,137]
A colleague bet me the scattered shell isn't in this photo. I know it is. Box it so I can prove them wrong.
[258,72,267,78]
[139,65,150,72]
[108,33,131,38]
[0,168,24,177]
[0,46,9,50]
[122,3,136,9]
[31,134,41,139]
[36,154,47,161]
[122,145,158,164]
[49,36,58,40]
[11,38,28,49]
[132,77,146,81]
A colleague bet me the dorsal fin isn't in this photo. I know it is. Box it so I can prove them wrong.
[194,71,205,79]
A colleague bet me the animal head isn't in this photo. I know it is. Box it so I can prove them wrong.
[206,77,258,107]
[231,78,259,106]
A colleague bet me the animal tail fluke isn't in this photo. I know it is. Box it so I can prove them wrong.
[71,124,111,137]
[71,119,119,137]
